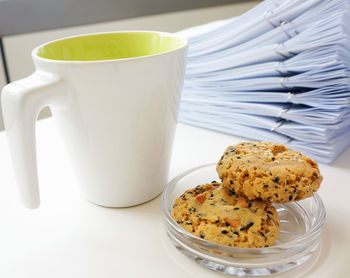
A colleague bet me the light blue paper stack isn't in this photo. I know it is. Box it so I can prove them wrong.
[177,0,350,164]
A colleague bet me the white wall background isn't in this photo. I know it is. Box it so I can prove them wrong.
[0,54,6,130]
[0,56,5,88]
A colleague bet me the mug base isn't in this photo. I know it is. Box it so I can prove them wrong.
[84,189,163,208]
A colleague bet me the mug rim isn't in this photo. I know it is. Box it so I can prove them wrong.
[32,30,188,64]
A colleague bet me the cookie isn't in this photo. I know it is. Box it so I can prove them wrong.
[216,142,322,203]
[171,183,280,248]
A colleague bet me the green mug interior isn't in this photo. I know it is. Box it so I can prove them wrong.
[37,32,185,61]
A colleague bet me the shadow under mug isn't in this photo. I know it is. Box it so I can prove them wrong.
[1,31,188,208]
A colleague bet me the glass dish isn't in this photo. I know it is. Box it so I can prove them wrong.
[161,163,326,276]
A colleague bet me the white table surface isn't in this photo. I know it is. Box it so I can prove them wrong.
[0,118,349,278]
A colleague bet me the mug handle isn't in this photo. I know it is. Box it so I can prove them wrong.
[1,70,66,208]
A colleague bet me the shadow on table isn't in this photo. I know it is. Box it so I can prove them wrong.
[331,146,350,169]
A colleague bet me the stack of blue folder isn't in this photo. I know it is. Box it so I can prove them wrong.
[177,0,350,164]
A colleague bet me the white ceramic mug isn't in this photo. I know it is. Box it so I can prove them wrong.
[1,31,187,208]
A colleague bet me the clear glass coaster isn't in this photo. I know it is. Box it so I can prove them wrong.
[161,163,326,277]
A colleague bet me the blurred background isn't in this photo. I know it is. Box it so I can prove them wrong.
[0,0,260,130]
